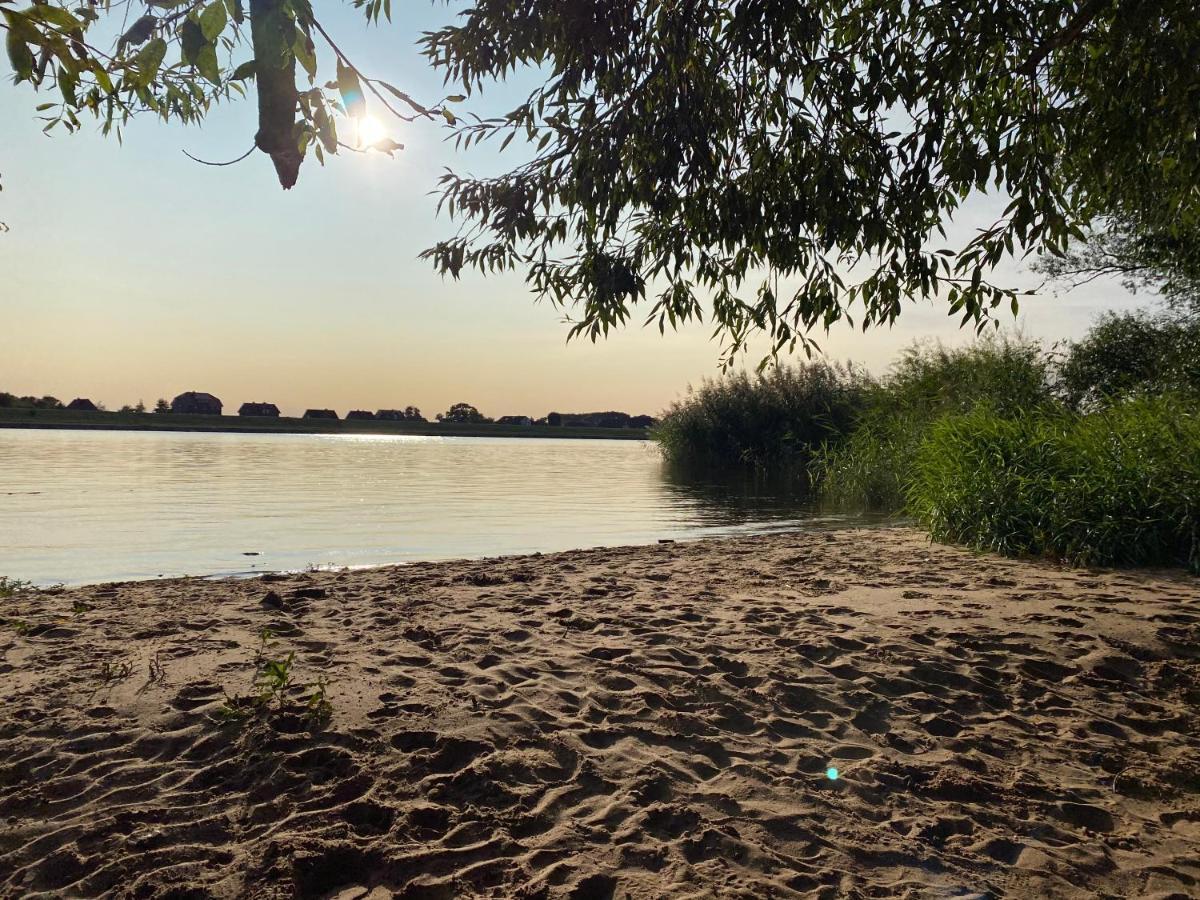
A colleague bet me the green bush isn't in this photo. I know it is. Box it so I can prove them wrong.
[907,397,1200,571]
[884,336,1057,420]
[653,362,869,469]
[1058,311,1200,408]
[815,336,1057,510]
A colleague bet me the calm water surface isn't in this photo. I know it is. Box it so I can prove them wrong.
[1,429,853,585]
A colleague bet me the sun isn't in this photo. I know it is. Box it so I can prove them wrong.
[357,115,388,149]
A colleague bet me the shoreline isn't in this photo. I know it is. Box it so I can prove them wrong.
[28,520,882,589]
[2,527,1197,897]
[0,409,650,441]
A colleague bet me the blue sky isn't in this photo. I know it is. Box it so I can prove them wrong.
[0,3,1146,417]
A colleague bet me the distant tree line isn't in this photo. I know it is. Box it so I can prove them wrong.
[0,393,65,409]
[434,404,658,428]
[0,391,657,429]
[544,411,657,429]
[436,403,490,424]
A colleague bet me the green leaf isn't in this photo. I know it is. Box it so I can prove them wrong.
[58,64,78,105]
[199,1,227,41]
[90,60,113,94]
[179,18,205,65]
[118,14,155,50]
[336,58,365,119]
[6,31,35,83]
[131,37,167,87]
[195,43,220,83]
[293,31,316,80]
[312,104,337,153]
[445,94,465,102]
[231,59,256,80]
[29,5,82,32]
[377,80,427,114]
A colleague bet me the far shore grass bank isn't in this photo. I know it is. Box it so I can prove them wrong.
[0,407,649,441]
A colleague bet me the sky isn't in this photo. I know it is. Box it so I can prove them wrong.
[0,3,1149,419]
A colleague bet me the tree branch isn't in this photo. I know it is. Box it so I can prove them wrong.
[309,16,431,123]
[181,145,256,166]
[1019,0,1112,76]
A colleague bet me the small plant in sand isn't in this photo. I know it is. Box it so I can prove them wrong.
[214,694,257,723]
[251,627,275,667]
[99,658,134,683]
[2,618,33,635]
[216,650,293,721]
[0,577,33,599]
[303,678,334,727]
[256,652,296,709]
[147,651,166,684]
[215,633,332,729]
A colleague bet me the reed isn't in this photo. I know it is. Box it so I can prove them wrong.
[653,362,869,469]
[907,396,1200,571]
[815,336,1056,510]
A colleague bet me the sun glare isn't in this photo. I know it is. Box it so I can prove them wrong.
[357,115,388,149]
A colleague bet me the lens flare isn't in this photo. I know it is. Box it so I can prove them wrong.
[826,767,839,781]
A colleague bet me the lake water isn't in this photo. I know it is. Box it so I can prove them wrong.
[0,429,851,585]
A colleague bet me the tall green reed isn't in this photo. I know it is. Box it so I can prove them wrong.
[907,397,1200,570]
[653,362,870,470]
[814,335,1057,511]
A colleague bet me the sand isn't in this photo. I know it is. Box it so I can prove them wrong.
[1,526,1198,899]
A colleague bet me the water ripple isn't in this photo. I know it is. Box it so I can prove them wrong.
[0,429,858,585]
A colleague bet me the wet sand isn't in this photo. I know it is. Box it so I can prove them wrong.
[1,526,1198,898]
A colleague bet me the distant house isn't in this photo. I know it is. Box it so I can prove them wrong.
[67,398,98,412]
[346,410,375,420]
[376,409,404,421]
[497,415,533,426]
[238,402,280,417]
[303,409,338,419]
[171,391,223,415]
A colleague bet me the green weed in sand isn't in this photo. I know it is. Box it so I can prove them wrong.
[216,630,333,728]
[303,678,334,727]
[256,652,295,708]
[0,577,33,599]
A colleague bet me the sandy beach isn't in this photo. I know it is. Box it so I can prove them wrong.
[1,526,1198,899]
